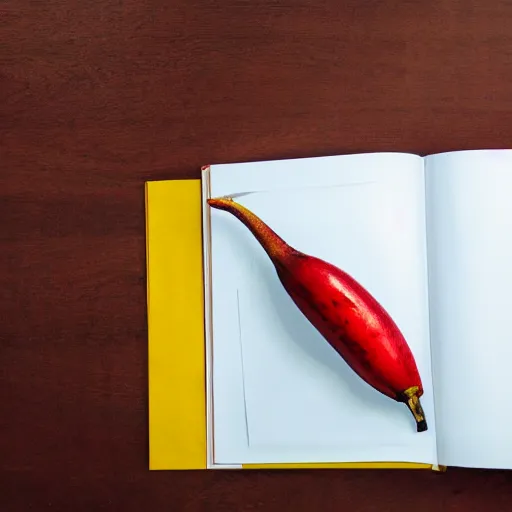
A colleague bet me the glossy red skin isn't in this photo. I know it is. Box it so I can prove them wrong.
[207,197,423,403]
[274,250,423,402]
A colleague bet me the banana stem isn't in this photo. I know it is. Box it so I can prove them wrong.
[207,198,292,262]
[403,386,428,432]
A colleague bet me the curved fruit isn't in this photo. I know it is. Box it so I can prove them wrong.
[208,197,427,432]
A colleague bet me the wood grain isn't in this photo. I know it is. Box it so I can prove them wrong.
[2,0,512,510]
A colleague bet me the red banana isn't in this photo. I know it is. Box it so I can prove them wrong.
[208,197,427,432]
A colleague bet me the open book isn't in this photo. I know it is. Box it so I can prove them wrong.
[201,149,512,471]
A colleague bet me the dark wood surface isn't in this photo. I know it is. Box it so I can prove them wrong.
[3,0,512,510]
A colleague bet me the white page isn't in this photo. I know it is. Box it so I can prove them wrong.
[206,153,437,465]
[425,149,512,469]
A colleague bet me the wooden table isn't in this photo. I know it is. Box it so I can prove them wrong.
[3,1,512,510]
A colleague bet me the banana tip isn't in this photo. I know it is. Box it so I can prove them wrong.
[401,386,428,433]
[416,419,428,432]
